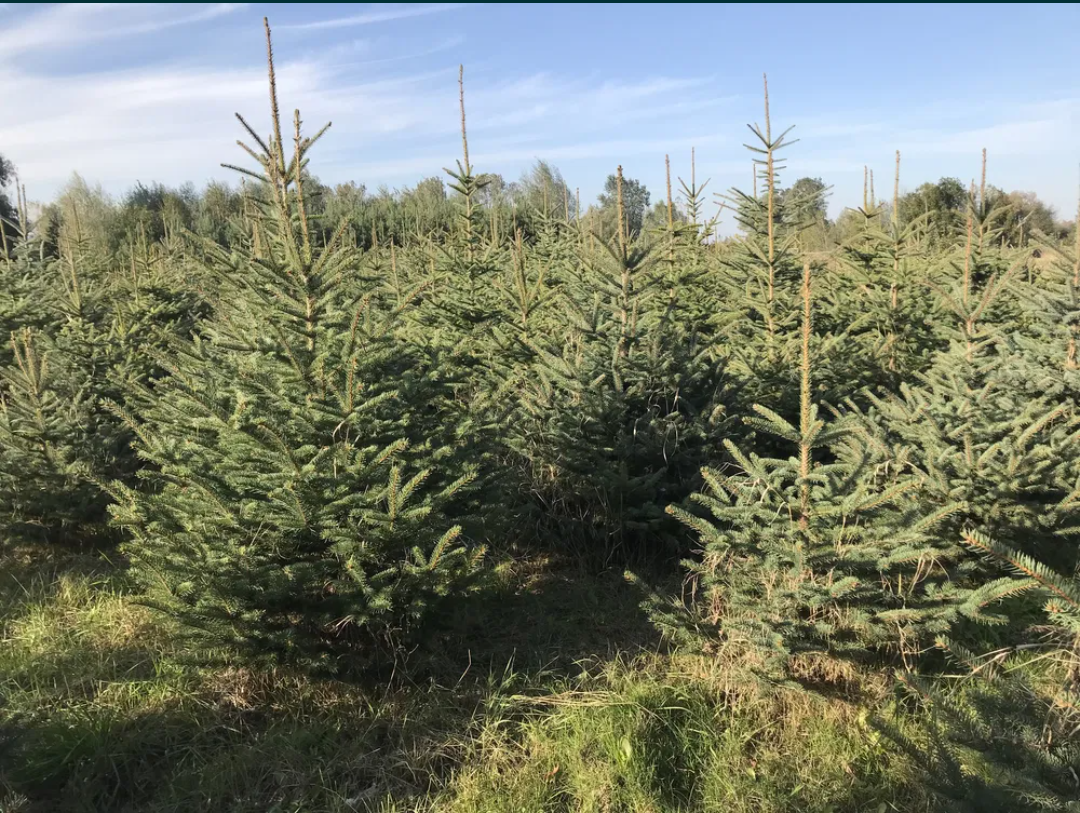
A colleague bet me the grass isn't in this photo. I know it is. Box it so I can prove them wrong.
[432,657,932,813]
[0,545,933,813]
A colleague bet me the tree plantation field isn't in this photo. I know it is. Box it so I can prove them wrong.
[2,17,1080,813]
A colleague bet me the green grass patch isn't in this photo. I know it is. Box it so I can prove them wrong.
[0,547,936,812]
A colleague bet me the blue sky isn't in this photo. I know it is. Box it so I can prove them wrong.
[2,3,1079,228]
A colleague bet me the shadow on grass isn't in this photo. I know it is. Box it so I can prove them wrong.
[410,555,666,682]
[0,547,668,812]
[0,665,936,813]
[0,679,479,812]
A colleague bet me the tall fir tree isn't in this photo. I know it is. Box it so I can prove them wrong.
[107,21,482,666]
[649,261,972,676]
[500,166,727,565]
[858,195,1080,570]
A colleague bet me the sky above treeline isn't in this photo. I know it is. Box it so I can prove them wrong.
[2,2,1079,230]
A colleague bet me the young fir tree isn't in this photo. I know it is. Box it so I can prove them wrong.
[717,77,871,427]
[1011,220,1080,403]
[653,149,719,329]
[859,198,1080,569]
[107,21,482,666]
[834,153,943,387]
[0,187,59,369]
[0,203,150,545]
[110,222,208,373]
[718,76,804,414]
[878,530,1080,812]
[483,224,554,383]
[501,166,726,565]
[417,66,501,372]
[650,262,970,675]
[398,67,515,544]
[0,328,116,543]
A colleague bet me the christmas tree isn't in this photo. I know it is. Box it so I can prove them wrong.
[107,21,483,666]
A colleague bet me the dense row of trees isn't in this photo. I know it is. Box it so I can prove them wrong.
[2,24,1079,809]
[5,150,1068,274]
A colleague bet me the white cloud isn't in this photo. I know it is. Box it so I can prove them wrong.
[797,121,886,139]
[331,134,726,182]
[896,118,1062,157]
[2,26,721,203]
[277,3,464,31]
[317,36,466,70]
[0,4,247,57]
[0,5,725,199]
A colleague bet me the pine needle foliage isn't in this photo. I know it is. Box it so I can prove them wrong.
[651,262,967,675]
[106,21,483,666]
[0,328,116,542]
[498,170,727,566]
[879,529,1080,811]
[856,206,1080,567]
[0,203,194,545]
[5,29,1080,804]
[834,152,943,386]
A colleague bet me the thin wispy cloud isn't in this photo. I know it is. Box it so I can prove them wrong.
[278,4,464,31]
[897,118,1067,157]
[797,121,886,139]
[0,4,248,57]
[0,4,722,195]
[1,39,717,199]
[315,35,466,69]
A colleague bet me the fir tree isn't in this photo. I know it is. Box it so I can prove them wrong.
[859,199,1080,568]
[879,530,1080,811]
[418,66,501,368]
[717,77,874,426]
[0,205,166,545]
[1011,227,1080,401]
[0,328,116,543]
[107,21,482,666]
[651,262,966,675]
[718,75,803,411]
[0,191,59,370]
[500,167,726,565]
[834,152,943,387]
[654,149,721,329]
